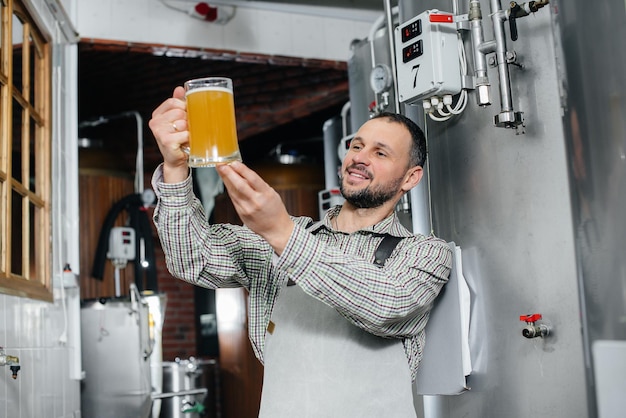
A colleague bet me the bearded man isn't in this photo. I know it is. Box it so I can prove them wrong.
[149,87,452,417]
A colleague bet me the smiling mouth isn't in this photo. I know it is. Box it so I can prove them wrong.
[348,171,368,180]
[346,165,371,181]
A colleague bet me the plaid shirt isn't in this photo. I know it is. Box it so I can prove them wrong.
[152,166,452,380]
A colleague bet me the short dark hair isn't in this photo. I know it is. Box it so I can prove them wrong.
[370,112,427,167]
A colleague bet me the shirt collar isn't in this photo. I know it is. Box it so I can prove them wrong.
[313,205,414,238]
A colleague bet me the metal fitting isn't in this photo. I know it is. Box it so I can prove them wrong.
[0,347,21,379]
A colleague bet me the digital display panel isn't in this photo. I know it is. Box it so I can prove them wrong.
[401,19,422,43]
[402,40,423,63]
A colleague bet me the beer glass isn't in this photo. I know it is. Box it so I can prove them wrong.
[184,77,242,167]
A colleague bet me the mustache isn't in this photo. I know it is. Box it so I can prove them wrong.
[345,163,372,179]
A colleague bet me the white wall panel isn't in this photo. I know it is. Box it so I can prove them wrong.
[75,0,376,61]
[1,1,81,417]
[111,0,152,43]
[233,10,293,55]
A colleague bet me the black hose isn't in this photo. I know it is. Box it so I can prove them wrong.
[91,193,157,292]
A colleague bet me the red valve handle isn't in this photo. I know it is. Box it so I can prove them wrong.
[520,313,542,322]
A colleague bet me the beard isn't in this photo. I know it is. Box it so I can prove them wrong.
[339,166,404,209]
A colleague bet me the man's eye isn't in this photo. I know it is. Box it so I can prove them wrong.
[377,151,387,157]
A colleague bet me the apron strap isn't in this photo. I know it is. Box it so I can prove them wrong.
[374,235,403,267]
[307,218,404,268]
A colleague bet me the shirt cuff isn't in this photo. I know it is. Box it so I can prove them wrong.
[275,221,323,283]
[151,163,195,208]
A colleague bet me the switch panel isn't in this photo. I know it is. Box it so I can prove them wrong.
[107,226,136,261]
[395,9,462,104]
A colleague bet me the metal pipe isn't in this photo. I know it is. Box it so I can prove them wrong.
[368,5,398,111]
[490,0,513,112]
[489,0,524,129]
[383,0,400,113]
[424,395,446,418]
[0,347,20,379]
[152,387,208,400]
[469,0,492,106]
[128,111,145,194]
[368,13,387,70]
[78,111,144,194]
[0,355,19,365]
[322,117,341,190]
[452,0,460,15]
[340,101,351,138]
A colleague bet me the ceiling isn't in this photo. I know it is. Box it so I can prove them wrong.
[77,39,351,174]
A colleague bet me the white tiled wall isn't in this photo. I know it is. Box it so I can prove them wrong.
[0,294,81,418]
[1,1,82,417]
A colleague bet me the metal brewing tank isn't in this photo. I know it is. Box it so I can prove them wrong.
[81,296,153,418]
[338,0,625,416]
[557,0,626,416]
[159,358,207,418]
[401,0,587,416]
[347,38,374,131]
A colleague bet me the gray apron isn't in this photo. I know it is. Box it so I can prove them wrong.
[259,283,417,418]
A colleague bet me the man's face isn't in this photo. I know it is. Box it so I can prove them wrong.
[339,118,420,209]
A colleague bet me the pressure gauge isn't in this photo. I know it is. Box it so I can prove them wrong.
[369,64,393,94]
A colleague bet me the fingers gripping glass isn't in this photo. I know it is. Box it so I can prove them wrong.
[182,77,242,167]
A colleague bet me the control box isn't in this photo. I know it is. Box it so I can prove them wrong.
[319,188,344,219]
[107,226,136,261]
[395,9,462,104]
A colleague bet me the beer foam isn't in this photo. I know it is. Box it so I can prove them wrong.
[186,86,232,96]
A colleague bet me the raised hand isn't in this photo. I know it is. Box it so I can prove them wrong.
[217,161,294,254]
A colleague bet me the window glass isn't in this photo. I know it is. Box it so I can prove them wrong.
[10,189,23,276]
[29,34,36,104]
[29,200,38,279]
[1,1,52,300]
[29,116,37,193]
[12,96,23,185]
[12,13,23,93]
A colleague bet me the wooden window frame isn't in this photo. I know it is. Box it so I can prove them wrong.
[0,0,52,301]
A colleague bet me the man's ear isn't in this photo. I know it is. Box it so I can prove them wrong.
[401,166,423,192]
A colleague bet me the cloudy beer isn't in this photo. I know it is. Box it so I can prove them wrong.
[184,77,241,167]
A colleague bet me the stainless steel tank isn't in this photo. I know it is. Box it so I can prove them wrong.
[341,0,621,416]
[81,294,153,418]
[347,10,398,130]
[158,358,208,418]
[556,0,626,416]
